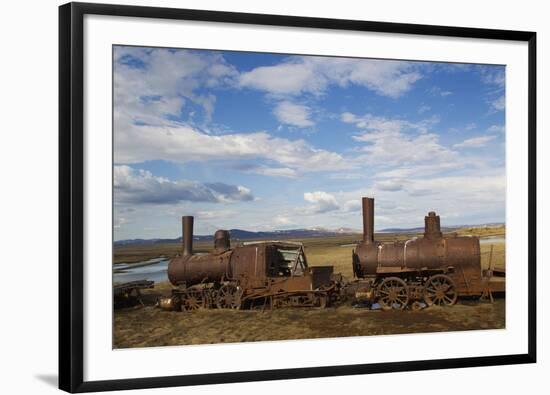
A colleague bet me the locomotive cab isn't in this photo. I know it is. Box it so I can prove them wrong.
[260,242,308,277]
[241,241,332,293]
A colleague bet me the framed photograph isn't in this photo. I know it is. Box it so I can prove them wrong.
[59,2,536,393]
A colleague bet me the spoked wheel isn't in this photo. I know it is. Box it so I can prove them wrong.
[207,289,218,308]
[423,274,458,306]
[377,277,409,310]
[182,290,203,311]
[216,284,242,309]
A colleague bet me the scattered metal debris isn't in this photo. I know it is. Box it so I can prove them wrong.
[114,280,154,309]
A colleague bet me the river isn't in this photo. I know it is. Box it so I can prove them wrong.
[113,257,170,284]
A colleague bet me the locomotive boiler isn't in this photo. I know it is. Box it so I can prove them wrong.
[162,216,337,311]
[351,197,503,310]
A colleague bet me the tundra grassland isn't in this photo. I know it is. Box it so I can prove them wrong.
[113,226,505,348]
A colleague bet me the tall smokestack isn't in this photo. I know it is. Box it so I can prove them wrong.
[362,197,374,244]
[182,216,194,256]
[424,211,442,240]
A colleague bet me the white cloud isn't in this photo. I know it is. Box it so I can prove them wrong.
[342,112,455,166]
[490,95,505,111]
[273,101,314,127]
[477,66,505,113]
[249,166,298,178]
[418,105,431,114]
[114,46,238,128]
[448,123,477,133]
[239,61,322,96]
[488,124,505,133]
[407,175,505,206]
[239,56,422,98]
[328,173,364,180]
[196,210,237,220]
[206,183,254,203]
[454,135,497,148]
[114,165,254,205]
[429,86,453,97]
[376,162,462,179]
[273,215,296,227]
[303,191,339,213]
[480,67,505,87]
[375,179,404,192]
[343,199,362,212]
[321,173,505,229]
[114,216,128,229]
[115,123,351,174]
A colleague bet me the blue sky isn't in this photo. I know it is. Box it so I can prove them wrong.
[113,45,505,240]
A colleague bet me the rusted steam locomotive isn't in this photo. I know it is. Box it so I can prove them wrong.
[349,197,504,310]
[159,196,503,312]
[161,216,338,311]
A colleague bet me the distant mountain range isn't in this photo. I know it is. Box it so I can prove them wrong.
[114,223,503,247]
[114,227,359,247]
[379,222,504,233]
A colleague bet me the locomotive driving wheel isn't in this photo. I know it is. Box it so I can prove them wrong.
[377,277,409,310]
[216,284,242,309]
[182,290,203,311]
[423,274,457,306]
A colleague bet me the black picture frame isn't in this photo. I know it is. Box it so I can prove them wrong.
[59,2,537,393]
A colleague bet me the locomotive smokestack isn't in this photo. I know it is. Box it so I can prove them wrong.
[424,211,442,240]
[362,197,375,244]
[182,216,194,256]
[214,229,230,252]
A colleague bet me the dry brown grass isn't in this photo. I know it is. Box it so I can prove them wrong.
[114,298,504,348]
[480,243,505,271]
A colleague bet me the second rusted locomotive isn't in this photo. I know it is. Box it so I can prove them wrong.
[163,216,337,311]
[350,197,504,310]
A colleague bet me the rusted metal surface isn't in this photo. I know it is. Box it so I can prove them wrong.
[167,250,232,286]
[231,244,264,289]
[182,215,193,256]
[113,280,154,309]
[355,229,480,278]
[362,197,375,244]
[311,266,334,290]
[165,218,337,311]
[214,229,230,252]
[352,196,504,309]
[113,280,154,297]
[424,211,443,239]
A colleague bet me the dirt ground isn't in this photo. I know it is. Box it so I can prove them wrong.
[114,296,505,348]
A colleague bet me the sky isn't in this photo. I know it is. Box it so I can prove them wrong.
[113,45,506,240]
